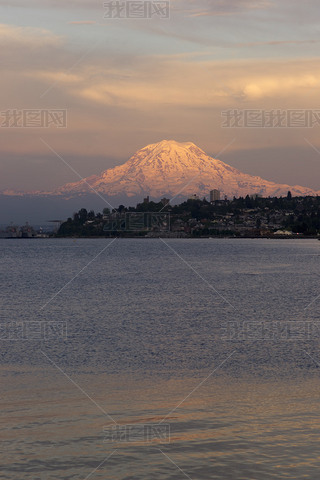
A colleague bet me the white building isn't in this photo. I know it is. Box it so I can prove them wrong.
[210,189,220,202]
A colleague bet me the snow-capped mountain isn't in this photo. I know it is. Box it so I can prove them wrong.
[52,140,319,199]
[6,140,320,199]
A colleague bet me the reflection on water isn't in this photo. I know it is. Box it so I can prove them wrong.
[2,369,320,479]
[1,239,320,479]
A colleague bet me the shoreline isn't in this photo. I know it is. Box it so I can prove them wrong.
[1,235,319,240]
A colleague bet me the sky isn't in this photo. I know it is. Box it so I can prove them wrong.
[0,0,320,191]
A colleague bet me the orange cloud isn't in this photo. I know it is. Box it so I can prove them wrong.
[0,23,63,47]
[34,57,320,108]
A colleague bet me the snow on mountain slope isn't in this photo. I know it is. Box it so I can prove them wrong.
[7,140,320,199]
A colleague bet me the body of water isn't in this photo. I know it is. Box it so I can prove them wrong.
[1,238,320,479]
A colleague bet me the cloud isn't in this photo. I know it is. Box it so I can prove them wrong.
[236,39,320,48]
[173,0,273,17]
[0,23,63,47]
[241,74,320,99]
[30,56,320,109]
[68,21,96,25]
[35,71,82,84]
[0,0,96,8]
[0,0,273,15]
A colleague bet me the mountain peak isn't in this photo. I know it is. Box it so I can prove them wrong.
[147,139,198,148]
[127,140,211,174]
[139,139,205,158]
[147,139,196,146]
